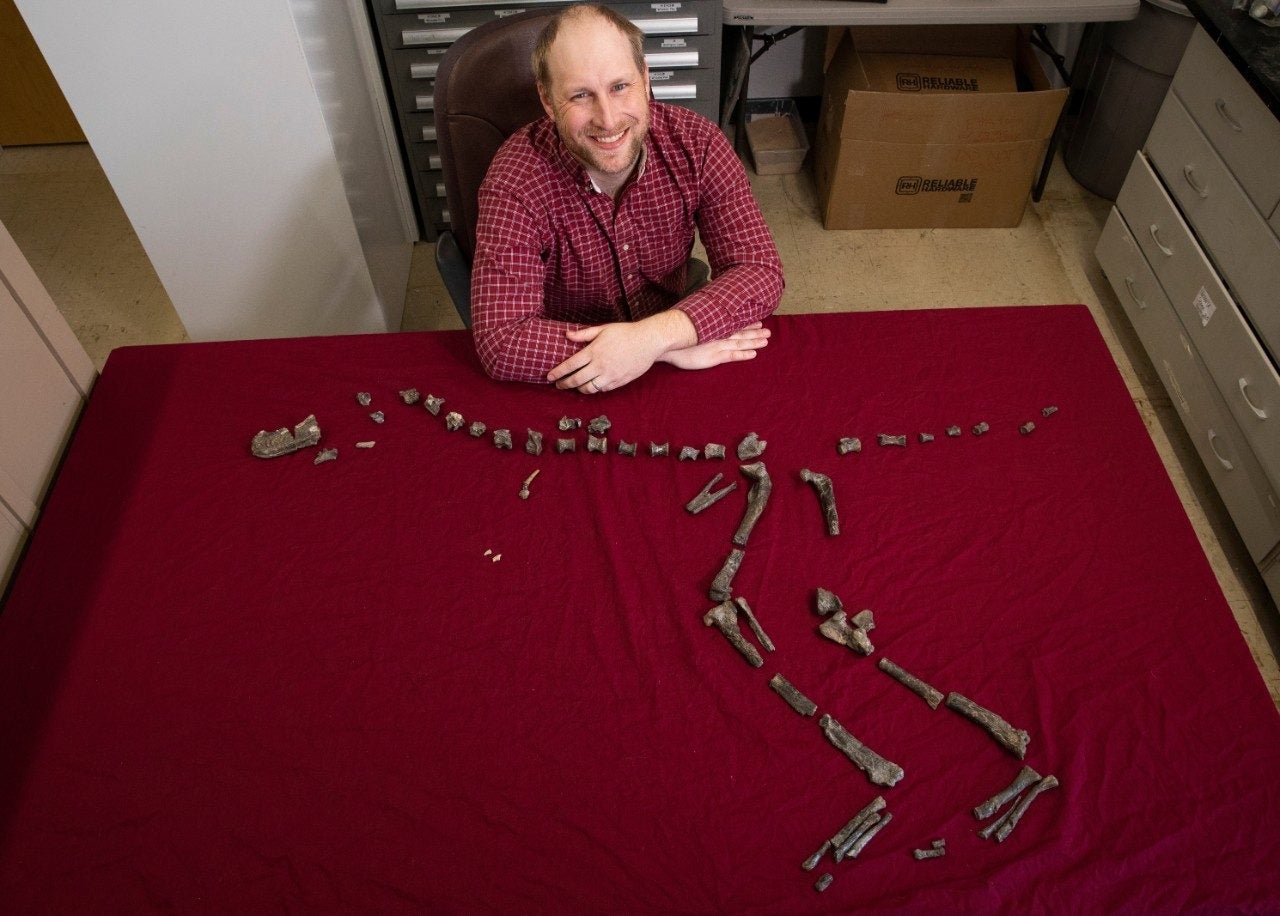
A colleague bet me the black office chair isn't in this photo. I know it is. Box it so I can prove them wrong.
[432,8,708,328]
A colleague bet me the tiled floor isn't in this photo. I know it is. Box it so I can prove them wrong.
[2,141,1277,703]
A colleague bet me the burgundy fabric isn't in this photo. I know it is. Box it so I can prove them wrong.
[1,307,1278,913]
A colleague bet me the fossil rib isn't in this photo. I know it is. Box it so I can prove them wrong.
[686,473,738,515]
[709,547,745,602]
[769,674,816,716]
[973,765,1041,820]
[732,461,772,547]
[518,469,540,500]
[946,692,1030,759]
[800,468,839,536]
[250,414,321,458]
[703,599,762,668]
[818,714,903,787]
[878,657,942,709]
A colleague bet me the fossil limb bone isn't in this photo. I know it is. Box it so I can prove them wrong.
[526,429,543,455]
[356,392,371,406]
[991,775,1059,843]
[838,437,862,455]
[518,469,541,500]
[587,415,611,435]
[704,443,725,460]
[972,421,990,436]
[877,434,907,447]
[818,611,873,655]
[918,432,935,443]
[815,587,843,616]
[493,429,513,449]
[732,461,772,547]
[678,446,699,461]
[369,411,385,424]
[800,468,839,536]
[878,657,942,709]
[314,448,338,465]
[398,388,420,405]
[556,438,576,454]
[1020,421,1036,435]
[468,421,486,437]
[1042,405,1059,417]
[946,425,961,437]
[945,692,1030,759]
[826,796,887,865]
[649,442,669,457]
[558,416,582,431]
[708,548,745,602]
[424,394,444,416]
[733,596,774,652]
[685,473,738,515]
[444,411,464,431]
[737,432,766,460]
[818,714,903,787]
[836,812,893,862]
[587,435,608,454]
[769,674,816,716]
[814,874,833,893]
[802,842,830,872]
[973,765,1041,820]
[702,599,762,667]
[251,414,321,458]
[617,441,637,457]
[913,846,945,860]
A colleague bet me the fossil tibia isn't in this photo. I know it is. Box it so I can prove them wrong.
[518,469,541,500]
[493,429,513,449]
[708,548,745,602]
[558,416,582,431]
[587,435,608,454]
[815,587,843,616]
[468,421,486,437]
[733,596,774,652]
[814,874,833,893]
[769,673,816,716]
[878,657,942,709]
[973,765,1041,820]
[1042,405,1059,417]
[945,692,1030,759]
[251,414,321,458]
[800,468,839,536]
[649,442,669,457]
[737,431,766,460]
[704,443,725,460]
[818,714,903,787]
[702,598,762,667]
[398,388,420,405]
[424,394,444,416]
[818,611,873,655]
[617,441,637,457]
[686,473,738,515]
[356,392,371,406]
[678,446,699,461]
[587,415,611,435]
[972,421,990,436]
[444,411,464,431]
[877,434,907,447]
[526,429,543,455]
[314,448,338,465]
[1020,421,1036,435]
[838,437,862,454]
[732,461,772,547]
[556,438,576,454]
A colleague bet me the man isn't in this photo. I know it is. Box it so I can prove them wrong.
[470,3,784,393]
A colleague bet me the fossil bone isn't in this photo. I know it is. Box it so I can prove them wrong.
[558,416,582,431]
[518,469,541,500]
[493,429,513,449]
[587,415,611,435]
[556,438,576,454]
[702,598,762,667]
[818,714,903,787]
[877,657,942,709]
[834,811,893,863]
[468,421,486,437]
[356,392,371,406]
[649,442,669,457]
[814,874,833,893]
[1042,405,1059,417]
[851,609,874,631]
[678,446,700,461]
[617,441,637,457]
[398,388,420,405]
[918,432,935,443]
[946,426,962,437]
[769,673,816,716]
[838,437,862,455]
[708,548,745,602]
[370,411,385,424]
[250,414,321,458]
[737,432,766,460]
[314,448,338,465]
[732,461,772,547]
[945,692,1030,759]
[704,443,725,460]
[818,611,873,655]
[355,441,375,449]
[733,596,774,652]
[990,775,1058,843]
[424,394,444,416]
[444,412,464,431]
[685,473,738,514]
[973,765,1041,820]
[815,587,843,616]
[877,434,907,447]
[913,846,945,860]
[802,842,830,872]
[1020,421,1036,435]
[526,430,543,455]
[587,435,608,454]
[804,797,886,871]
[972,421,990,436]
[800,468,839,536]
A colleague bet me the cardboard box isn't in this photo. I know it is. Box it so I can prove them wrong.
[745,99,809,175]
[815,26,1067,230]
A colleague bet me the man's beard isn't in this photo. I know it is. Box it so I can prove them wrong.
[559,109,649,177]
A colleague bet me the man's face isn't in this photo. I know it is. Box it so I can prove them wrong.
[538,16,650,179]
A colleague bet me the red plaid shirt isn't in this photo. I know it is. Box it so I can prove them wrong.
[471,102,783,382]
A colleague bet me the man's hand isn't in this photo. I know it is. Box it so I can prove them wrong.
[548,310,697,393]
[661,322,770,370]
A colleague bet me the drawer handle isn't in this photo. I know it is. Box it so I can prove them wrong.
[1123,276,1146,310]
[1239,378,1268,420]
[1182,165,1208,199]
[1148,224,1173,257]
[1207,429,1234,471]
[1214,98,1244,132]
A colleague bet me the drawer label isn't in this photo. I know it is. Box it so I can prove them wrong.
[650,70,674,81]
[661,37,688,47]
[652,3,683,11]
[1193,286,1217,327]
[416,13,448,22]
[495,8,526,17]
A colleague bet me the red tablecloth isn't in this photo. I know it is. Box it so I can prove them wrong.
[2,307,1278,912]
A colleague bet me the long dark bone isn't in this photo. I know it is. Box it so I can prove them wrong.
[818,714,903,787]
[732,462,772,547]
[981,775,1059,842]
[734,597,774,652]
[703,599,762,668]
[946,692,1030,759]
[878,657,943,709]
[836,812,893,861]
[799,468,839,536]
[686,473,738,515]
[973,765,1041,820]
[803,796,885,871]
[770,674,816,717]
[708,547,745,602]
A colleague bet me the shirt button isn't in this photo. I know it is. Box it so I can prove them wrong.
[622,243,630,251]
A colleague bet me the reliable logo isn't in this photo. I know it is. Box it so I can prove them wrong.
[896,73,981,92]
[896,176,979,196]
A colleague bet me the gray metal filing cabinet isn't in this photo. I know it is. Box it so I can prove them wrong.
[366,0,722,239]
[1095,26,1280,603]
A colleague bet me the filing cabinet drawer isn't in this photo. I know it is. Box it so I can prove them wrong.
[388,1,708,48]
[403,112,438,143]
[1172,27,1280,217]
[391,47,448,82]
[1146,92,1280,355]
[1096,206,1280,560]
[649,68,708,101]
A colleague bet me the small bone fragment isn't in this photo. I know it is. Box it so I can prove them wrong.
[932,839,946,849]
[732,461,772,547]
[702,598,762,667]
[587,435,608,454]
[815,874,833,893]
[370,411,385,424]
[838,812,894,861]
[398,388,420,405]
[946,692,1030,759]
[877,434,907,447]
[314,448,338,465]
[838,437,862,455]
[424,395,444,416]
[558,416,582,431]
[708,548,745,602]
[918,432,935,443]
[355,441,375,449]
[737,432,766,460]
[946,425,962,437]
[972,421,990,436]
[518,469,541,500]
[815,587,843,616]
[445,411,464,431]
[851,609,875,631]
[1042,405,1059,417]
[973,765,1041,820]
[617,441,637,457]
[587,415,611,435]
[468,421,486,437]
[492,554,501,562]
[356,392,371,406]
[250,414,321,458]
[704,443,725,460]
[556,438,576,454]
[800,468,839,536]
[877,657,943,709]
[493,429,513,449]
[913,846,945,860]
[992,775,1059,843]
[818,714,904,787]
[733,596,774,652]
[769,674,816,716]
[1020,421,1036,435]
[818,611,873,655]
[483,549,492,556]
[685,473,738,514]
[802,841,830,872]
[526,429,543,455]
[678,446,700,461]
[649,442,669,457]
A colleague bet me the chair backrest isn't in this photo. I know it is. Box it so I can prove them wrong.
[434,9,557,263]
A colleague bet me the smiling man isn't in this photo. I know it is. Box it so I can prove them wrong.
[470,4,784,393]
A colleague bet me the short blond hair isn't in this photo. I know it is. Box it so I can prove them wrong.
[532,4,646,94]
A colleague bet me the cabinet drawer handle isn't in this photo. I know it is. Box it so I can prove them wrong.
[1149,224,1173,257]
[1207,429,1234,471]
[1123,276,1146,309]
[1214,98,1244,132]
[1239,378,1268,419]
[1182,165,1208,199]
